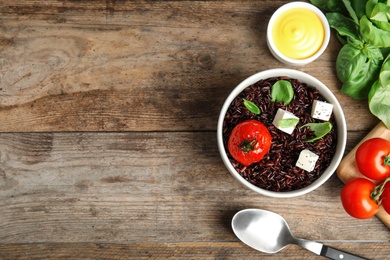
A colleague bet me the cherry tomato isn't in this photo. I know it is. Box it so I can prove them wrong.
[355,138,390,181]
[228,120,272,166]
[341,178,380,219]
[379,179,390,215]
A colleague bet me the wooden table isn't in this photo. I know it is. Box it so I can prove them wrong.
[0,1,389,259]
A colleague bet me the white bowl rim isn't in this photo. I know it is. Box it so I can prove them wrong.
[266,1,331,66]
[217,68,347,198]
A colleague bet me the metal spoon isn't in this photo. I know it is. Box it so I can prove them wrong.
[232,209,367,260]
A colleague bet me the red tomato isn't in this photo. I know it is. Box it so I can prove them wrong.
[340,178,380,219]
[380,180,390,215]
[355,138,390,181]
[228,120,272,166]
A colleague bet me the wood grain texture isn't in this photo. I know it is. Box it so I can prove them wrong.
[0,0,379,132]
[0,132,389,258]
[1,1,389,259]
[0,242,387,260]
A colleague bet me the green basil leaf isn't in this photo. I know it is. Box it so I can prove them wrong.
[367,0,390,32]
[243,99,260,115]
[369,1,390,32]
[379,53,390,86]
[326,12,361,42]
[336,44,381,99]
[362,44,384,60]
[347,36,364,49]
[373,19,390,32]
[310,0,347,13]
[350,0,367,19]
[369,81,390,129]
[342,0,359,24]
[369,2,390,23]
[278,118,299,128]
[365,0,376,19]
[369,54,390,129]
[301,122,333,142]
[271,80,294,105]
[360,15,390,48]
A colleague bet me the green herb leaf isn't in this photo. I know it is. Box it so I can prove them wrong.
[369,54,390,129]
[243,99,260,115]
[271,80,294,105]
[360,15,390,48]
[362,44,383,60]
[350,0,367,19]
[368,80,390,129]
[309,0,347,13]
[342,0,359,24]
[368,2,390,23]
[278,118,299,128]
[301,122,333,142]
[337,43,381,99]
[326,12,361,42]
[368,1,390,33]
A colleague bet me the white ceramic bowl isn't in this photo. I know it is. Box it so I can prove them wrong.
[267,2,330,66]
[217,69,347,198]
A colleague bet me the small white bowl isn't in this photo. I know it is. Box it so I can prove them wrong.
[267,2,330,66]
[217,69,347,198]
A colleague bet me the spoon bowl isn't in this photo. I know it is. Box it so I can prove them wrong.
[232,208,294,253]
[232,209,367,260]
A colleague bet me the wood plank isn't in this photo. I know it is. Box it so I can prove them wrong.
[0,1,379,132]
[1,1,389,259]
[0,132,388,245]
[0,241,386,260]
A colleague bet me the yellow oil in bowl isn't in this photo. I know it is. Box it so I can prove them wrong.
[272,8,325,59]
[272,7,325,60]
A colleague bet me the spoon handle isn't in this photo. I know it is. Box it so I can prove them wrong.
[296,239,367,260]
[320,245,368,260]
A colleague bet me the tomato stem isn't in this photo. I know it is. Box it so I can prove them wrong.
[238,138,257,153]
[371,177,390,204]
[385,154,390,167]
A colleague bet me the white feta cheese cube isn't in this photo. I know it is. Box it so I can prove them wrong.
[311,100,333,121]
[296,150,319,172]
[272,108,299,135]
